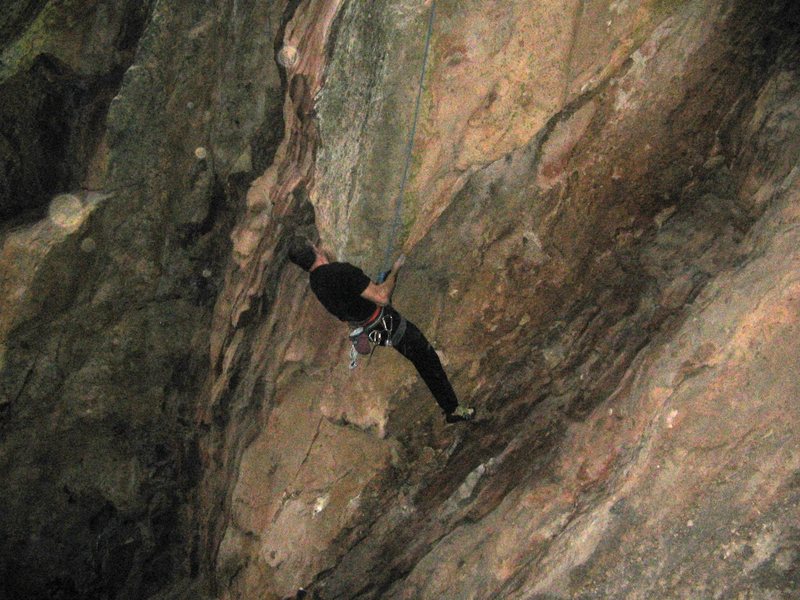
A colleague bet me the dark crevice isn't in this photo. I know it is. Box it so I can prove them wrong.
[115,1,154,53]
[0,1,154,225]
[0,0,154,225]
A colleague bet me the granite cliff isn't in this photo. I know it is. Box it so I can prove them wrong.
[1,1,799,599]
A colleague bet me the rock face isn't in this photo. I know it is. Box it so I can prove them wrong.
[1,0,799,599]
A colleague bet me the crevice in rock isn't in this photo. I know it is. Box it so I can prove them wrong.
[0,55,117,221]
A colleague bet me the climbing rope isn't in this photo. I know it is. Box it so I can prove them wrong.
[379,0,437,277]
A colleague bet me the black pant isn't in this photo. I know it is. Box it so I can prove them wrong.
[380,307,459,414]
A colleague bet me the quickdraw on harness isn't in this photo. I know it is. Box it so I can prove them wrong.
[348,306,407,369]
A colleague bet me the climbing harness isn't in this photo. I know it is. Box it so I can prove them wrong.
[348,307,407,369]
[378,0,437,278]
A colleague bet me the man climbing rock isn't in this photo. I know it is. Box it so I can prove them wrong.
[288,236,475,423]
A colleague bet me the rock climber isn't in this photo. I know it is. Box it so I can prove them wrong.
[287,236,475,423]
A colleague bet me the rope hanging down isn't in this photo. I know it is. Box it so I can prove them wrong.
[379,0,437,277]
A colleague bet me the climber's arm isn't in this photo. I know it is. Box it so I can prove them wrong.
[360,254,405,306]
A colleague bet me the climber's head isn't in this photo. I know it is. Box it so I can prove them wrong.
[288,236,317,271]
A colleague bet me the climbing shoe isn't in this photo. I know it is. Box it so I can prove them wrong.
[445,405,475,423]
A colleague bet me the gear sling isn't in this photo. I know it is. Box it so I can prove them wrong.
[348,305,407,369]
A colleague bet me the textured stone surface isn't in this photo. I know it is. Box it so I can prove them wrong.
[1,0,799,599]
[205,0,800,598]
